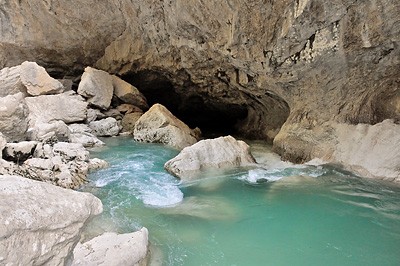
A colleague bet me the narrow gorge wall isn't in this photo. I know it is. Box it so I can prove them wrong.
[1,0,399,178]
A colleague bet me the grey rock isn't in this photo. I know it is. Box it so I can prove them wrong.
[27,121,71,142]
[0,92,29,142]
[0,174,102,266]
[165,136,256,180]
[89,117,120,137]
[0,133,6,160]
[0,65,26,96]
[86,108,106,123]
[25,92,87,127]
[72,228,149,266]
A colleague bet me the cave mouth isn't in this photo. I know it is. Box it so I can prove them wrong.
[123,70,249,137]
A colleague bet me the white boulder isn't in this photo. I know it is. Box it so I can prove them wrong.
[0,65,26,96]
[25,91,87,127]
[112,75,148,110]
[134,104,200,149]
[78,67,113,110]
[27,121,71,142]
[68,124,104,147]
[0,92,29,142]
[164,136,256,179]
[89,117,120,137]
[0,174,102,266]
[20,61,64,96]
[72,228,149,266]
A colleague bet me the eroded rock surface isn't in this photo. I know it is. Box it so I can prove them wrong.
[72,228,149,266]
[89,117,120,137]
[134,104,200,149]
[0,174,102,266]
[0,92,29,142]
[165,135,256,179]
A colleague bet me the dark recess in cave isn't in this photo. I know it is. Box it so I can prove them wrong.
[123,70,248,137]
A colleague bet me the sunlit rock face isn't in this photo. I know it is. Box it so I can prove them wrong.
[1,0,399,177]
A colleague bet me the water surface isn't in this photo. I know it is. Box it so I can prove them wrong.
[81,137,400,266]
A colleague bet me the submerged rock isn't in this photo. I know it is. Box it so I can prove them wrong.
[0,174,102,266]
[72,228,149,266]
[77,67,114,110]
[0,92,29,142]
[134,104,200,149]
[164,136,256,180]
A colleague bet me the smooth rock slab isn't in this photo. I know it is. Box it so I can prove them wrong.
[72,228,149,266]
[134,104,200,149]
[165,135,256,179]
[0,174,103,266]
[25,92,88,127]
[78,67,113,110]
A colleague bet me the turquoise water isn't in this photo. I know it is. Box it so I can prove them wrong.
[82,137,400,266]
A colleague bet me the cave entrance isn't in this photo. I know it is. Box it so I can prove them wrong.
[123,70,248,137]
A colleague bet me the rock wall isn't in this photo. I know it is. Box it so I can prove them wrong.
[1,0,399,179]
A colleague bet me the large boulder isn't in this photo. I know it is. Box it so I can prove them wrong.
[164,136,256,179]
[72,228,149,266]
[2,141,38,163]
[0,65,26,97]
[89,117,120,137]
[0,174,103,266]
[78,67,113,110]
[20,61,64,96]
[27,121,71,142]
[134,104,200,149]
[0,92,29,142]
[25,91,88,127]
[111,75,149,110]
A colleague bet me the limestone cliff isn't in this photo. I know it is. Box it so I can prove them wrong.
[1,0,399,180]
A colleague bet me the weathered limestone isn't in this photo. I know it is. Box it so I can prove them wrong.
[72,228,149,266]
[88,158,110,170]
[86,108,106,123]
[78,67,114,110]
[0,174,102,266]
[89,117,120,137]
[27,121,71,142]
[0,92,29,142]
[68,124,105,147]
[134,104,200,149]
[331,120,400,182]
[0,65,26,96]
[25,91,87,127]
[20,61,64,96]
[112,75,149,110]
[2,141,37,163]
[164,136,256,179]
[121,112,143,133]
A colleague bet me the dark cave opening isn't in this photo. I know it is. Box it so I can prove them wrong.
[123,70,248,137]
